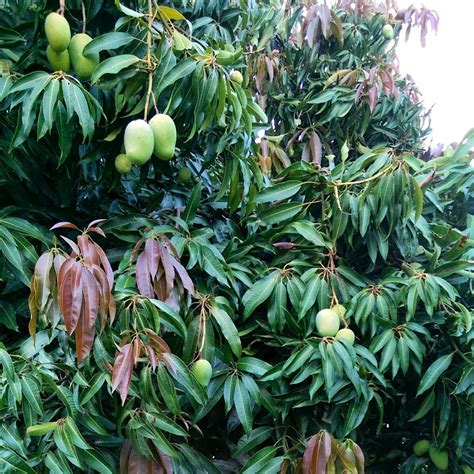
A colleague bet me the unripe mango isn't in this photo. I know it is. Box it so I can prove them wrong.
[230,70,243,84]
[429,446,448,471]
[315,309,340,337]
[124,120,154,165]
[27,421,58,436]
[115,154,132,174]
[382,24,394,40]
[46,45,70,72]
[149,114,177,161]
[335,328,355,345]
[69,33,99,81]
[413,439,430,456]
[45,12,71,53]
[178,167,192,182]
[191,359,212,387]
[331,304,347,322]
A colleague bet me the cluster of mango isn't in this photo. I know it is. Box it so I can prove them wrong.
[316,305,355,344]
[115,114,177,173]
[44,12,98,79]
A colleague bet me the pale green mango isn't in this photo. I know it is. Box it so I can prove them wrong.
[46,45,70,72]
[45,12,71,52]
[149,114,177,161]
[69,33,99,81]
[124,120,154,165]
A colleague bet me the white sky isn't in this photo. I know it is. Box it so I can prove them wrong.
[396,0,474,145]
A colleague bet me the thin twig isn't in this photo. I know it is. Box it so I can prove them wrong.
[335,164,394,186]
[143,0,154,121]
[58,0,65,15]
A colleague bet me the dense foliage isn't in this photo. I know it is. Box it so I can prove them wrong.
[0,0,472,472]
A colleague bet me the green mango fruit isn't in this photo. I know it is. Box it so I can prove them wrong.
[191,359,212,387]
[315,309,340,337]
[27,422,58,436]
[149,114,177,161]
[413,439,430,456]
[45,12,71,52]
[331,303,347,322]
[46,45,70,72]
[429,446,448,471]
[124,120,154,165]
[178,167,192,182]
[382,24,394,40]
[115,154,132,174]
[230,70,243,84]
[69,33,99,81]
[335,328,355,345]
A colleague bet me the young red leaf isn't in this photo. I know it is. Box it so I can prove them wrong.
[302,431,333,474]
[136,251,154,298]
[60,235,80,255]
[112,343,134,405]
[145,238,160,279]
[50,222,79,231]
[82,268,99,329]
[75,304,95,363]
[86,218,106,229]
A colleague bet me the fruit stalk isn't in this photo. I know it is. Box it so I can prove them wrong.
[58,0,65,15]
[143,0,154,121]
[81,1,86,34]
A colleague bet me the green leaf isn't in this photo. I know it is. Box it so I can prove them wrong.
[289,221,328,247]
[80,372,106,405]
[242,446,278,474]
[70,83,94,140]
[243,271,279,319]
[210,305,242,357]
[255,181,302,204]
[417,353,453,396]
[154,59,197,100]
[83,32,135,56]
[260,202,305,225]
[182,181,202,223]
[91,54,140,84]
[233,426,273,457]
[79,449,114,474]
[236,358,272,377]
[20,376,43,415]
[234,377,253,434]
[299,274,320,320]
[0,301,18,331]
[156,364,181,416]
[409,390,434,421]
[41,78,60,132]
[0,447,36,474]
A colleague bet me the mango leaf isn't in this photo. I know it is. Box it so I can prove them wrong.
[242,446,278,474]
[91,55,140,84]
[83,32,135,56]
[234,377,253,434]
[255,181,302,204]
[416,353,453,396]
[243,271,279,319]
[210,304,241,357]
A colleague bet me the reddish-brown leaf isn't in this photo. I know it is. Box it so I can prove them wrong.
[128,450,147,474]
[309,131,322,165]
[86,218,106,229]
[144,330,171,354]
[145,238,160,279]
[82,268,99,329]
[50,221,79,231]
[133,337,141,365]
[171,259,194,296]
[60,235,80,256]
[153,271,168,301]
[149,443,173,474]
[77,234,94,265]
[93,242,114,289]
[53,253,66,275]
[145,344,158,371]
[91,264,111,330]
[353,442,365,472]
[161,236,179,259]
[158,243,175,299]
[136,251,154,298]
[112,343,134,405]
[62,260,83,335]
[75,305,95,363]
[87,226,106,238]
[130,237,145,264]
[119,441,132,474]
[302,431,332,474]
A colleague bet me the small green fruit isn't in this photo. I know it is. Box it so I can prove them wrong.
[331,304,347,322]
[27,421,58,436]
[191,359,212,387]
[428,446,448,471]
[230,70,243,84]
[45,12,71,52]
[413,439,430,456]
[69,33,99,81]
[124,120,154,165]
[149,114,177,161]
[462,465,474,474]
[178,167,192,182]
[382,24,394,40]
[315,309,340,337]
[115,154,132,174]
[335,328,355,345]
[46,45,70,72]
